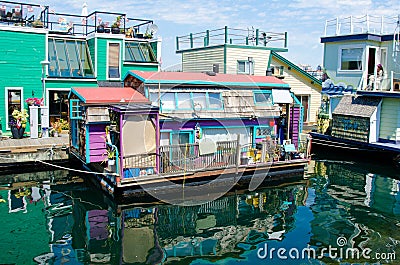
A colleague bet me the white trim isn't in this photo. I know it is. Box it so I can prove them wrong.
[337,44,365,74]
[106,40,122,81]
[123,62,159,66]
[0,25,47,34]
[95,37,98,77]
[5,87,24,130]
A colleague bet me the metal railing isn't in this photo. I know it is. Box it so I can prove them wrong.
[324,14,399,37]
[176,26,287,51]
[159,140,238,174]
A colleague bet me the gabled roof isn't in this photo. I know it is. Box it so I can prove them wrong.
[70,87,150,104]
[125,70,290,88]
[333,95,381,118]
[271,51,322,86]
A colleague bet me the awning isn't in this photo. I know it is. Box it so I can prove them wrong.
[272,89,293,104]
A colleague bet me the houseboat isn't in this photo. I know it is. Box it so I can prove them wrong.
[0,0,160,136]
[310,14,400,163]
[68,71,309,201]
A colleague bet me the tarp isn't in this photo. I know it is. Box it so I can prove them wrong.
[272,89,293,104]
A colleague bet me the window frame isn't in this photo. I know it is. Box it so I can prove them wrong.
[237,60,254,75]
[5,87,23,130]
[337,45,364,73]
[48,37,94,78]
[69,99,83,120]
[107,41,121,80]
[124,41,157,63]
[253,90,273,106]
[149,90,224,111]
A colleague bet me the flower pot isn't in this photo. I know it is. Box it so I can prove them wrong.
[111,27,120,34]
[11,126,25,139]
[97,26,105,33]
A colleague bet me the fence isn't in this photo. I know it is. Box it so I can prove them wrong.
[159,140,238,174]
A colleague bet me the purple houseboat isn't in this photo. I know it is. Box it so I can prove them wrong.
[69,72,308,200]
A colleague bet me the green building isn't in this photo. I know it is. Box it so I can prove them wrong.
[0,1,160,133]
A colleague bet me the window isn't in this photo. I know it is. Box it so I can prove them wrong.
[176,93,191,109]
[108,42,120,79]
[148,91,223,111]
[192,93,207,111]
[255,126,273,138]
[70,99,82,119]
[253,91,273,106]
[340,48,363,70]
[208,93,223,109]
[48,38,94,78]
[125,42,157,62]
[49,90,69,124]
[6,88,22,129]
[238,60,254,75]
[160,92,175,110]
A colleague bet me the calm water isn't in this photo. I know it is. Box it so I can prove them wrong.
[0,160,399,265]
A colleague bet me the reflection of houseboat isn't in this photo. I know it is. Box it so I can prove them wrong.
[310,14,400,162]
[68,71,309,199]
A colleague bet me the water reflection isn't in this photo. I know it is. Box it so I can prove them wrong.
[0,160,399,264]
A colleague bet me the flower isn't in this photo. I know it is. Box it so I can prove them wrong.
[25,97,43,106]
[10,109,29,129]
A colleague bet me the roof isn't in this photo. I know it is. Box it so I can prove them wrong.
[271,51,322,86]
[71,87,150,104]
[125,70,290,88]
[333,95,381,118]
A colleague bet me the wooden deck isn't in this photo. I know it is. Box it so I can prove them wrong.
[0,134,69,152]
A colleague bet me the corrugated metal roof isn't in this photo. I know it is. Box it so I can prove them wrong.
[71,87,149,104]
[126,70,289,88]
[333,95,381,118]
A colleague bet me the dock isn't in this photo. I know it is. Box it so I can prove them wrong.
[0,134,69,171]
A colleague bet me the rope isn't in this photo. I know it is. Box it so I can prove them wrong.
[35,160,119,176]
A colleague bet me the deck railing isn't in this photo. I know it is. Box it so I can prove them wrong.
[159,140,238,174]
[176,26,287,51]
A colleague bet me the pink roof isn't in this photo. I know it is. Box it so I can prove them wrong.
[127,70,288,87]
[72,87,149,104]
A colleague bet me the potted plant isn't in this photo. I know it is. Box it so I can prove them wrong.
[97,22,105,33]
[50,120,62,137]
[9,109,28,139]
[111,16,121,34]
[25,97,43,107]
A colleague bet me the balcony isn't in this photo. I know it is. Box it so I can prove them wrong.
[0,0,155,39]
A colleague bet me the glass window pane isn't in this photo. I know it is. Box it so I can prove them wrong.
[78,41,94,77]
[254,92,272,105]
[238,61,245,73]
[139,43,156,62]
[8,90,21,123]
[55,39,70,77]
[192,93,206,110]
[341,48,363,70]
[177,93,191,109]
[66,41,80,77]
[125,42,144,62]
[48,39,59,77]
[160,93,175,109]
[149,92,160,106]
[108,43,120,78]
[208,93,222,109]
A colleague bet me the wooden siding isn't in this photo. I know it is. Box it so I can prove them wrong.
[271,58,321,123]
[225,47,270,75]
[87,38,96,74]
[182,47,224,73]
[0,30,46,131]
[332,114,370,142]
[379,98,400,141]
[88,124,107,163]
[290,106,300,147]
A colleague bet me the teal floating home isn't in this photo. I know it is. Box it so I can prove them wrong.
[310,14,400,161]
[0,0,160,135]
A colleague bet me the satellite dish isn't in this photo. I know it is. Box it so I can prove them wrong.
[149,24,158,34]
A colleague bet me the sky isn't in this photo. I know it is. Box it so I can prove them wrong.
[34,0,400,70]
